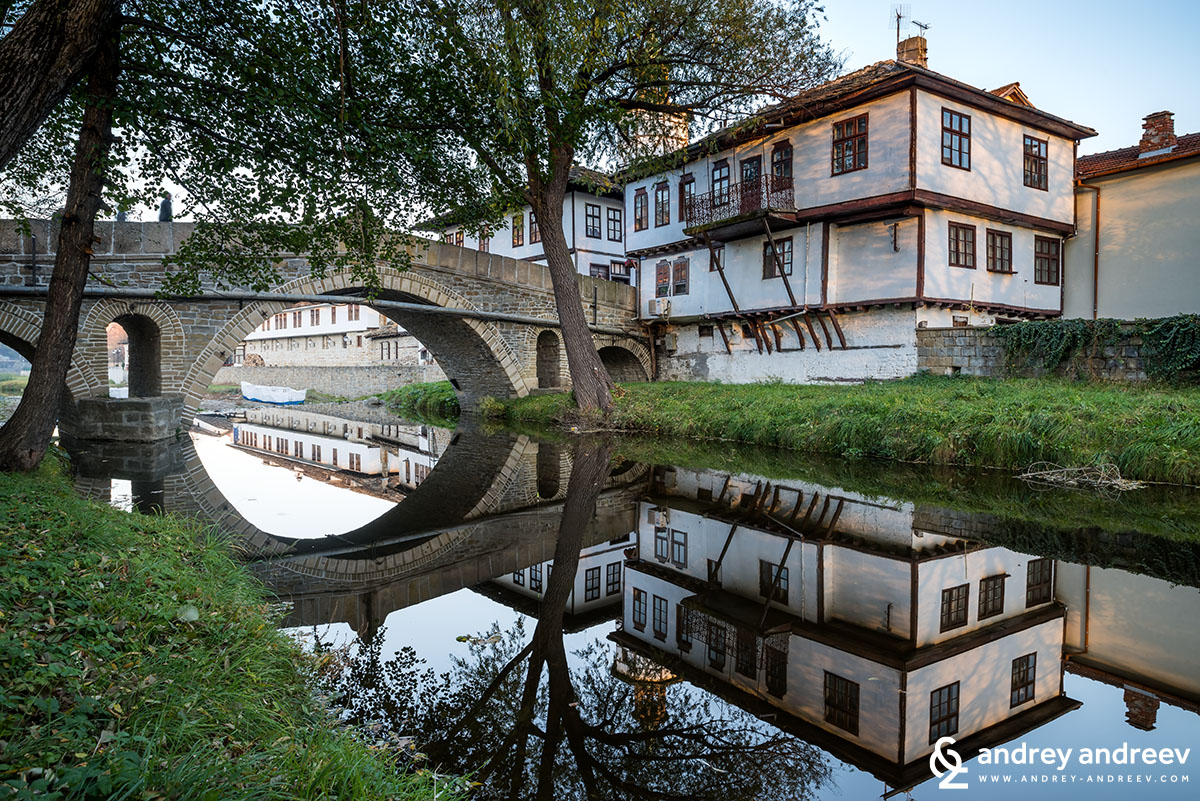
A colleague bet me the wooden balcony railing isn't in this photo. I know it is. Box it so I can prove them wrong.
[684,174,795,230]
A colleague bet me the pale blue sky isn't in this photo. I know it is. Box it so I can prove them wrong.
[816,0,1200,154]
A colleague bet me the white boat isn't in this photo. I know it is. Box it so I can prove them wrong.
[240,381,306,405]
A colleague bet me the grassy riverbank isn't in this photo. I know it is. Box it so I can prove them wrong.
[0,456,460,799]
[492,375,1200,485]
[381,381,460,427]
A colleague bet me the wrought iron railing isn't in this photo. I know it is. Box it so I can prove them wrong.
[684,174,795,229]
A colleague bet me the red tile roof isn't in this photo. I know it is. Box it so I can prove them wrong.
[1077,132,1200,179]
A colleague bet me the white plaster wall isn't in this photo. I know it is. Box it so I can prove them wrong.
[922,208,1062,312]
[826,548,913,638]
[829,216,920,304]
[904,618,1063,763]
[246,304,383,341]
[498,543,627,615]
[915,90,1075,224]
[234,422,386,473]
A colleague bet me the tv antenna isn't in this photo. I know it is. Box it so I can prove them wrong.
[890,4,911,45]
[913,19,931,36]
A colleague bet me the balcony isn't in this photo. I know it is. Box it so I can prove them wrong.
[684,175,796,240]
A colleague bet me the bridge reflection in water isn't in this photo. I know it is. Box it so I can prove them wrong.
[63,423,1200,799]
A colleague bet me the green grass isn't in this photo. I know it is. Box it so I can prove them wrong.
[493,375,1200,486]
[0,454,464,800]
[0,376,28,397]
[380,381,460,427]
[204,383,242,396]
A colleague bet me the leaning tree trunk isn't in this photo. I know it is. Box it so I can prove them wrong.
[0,28,119,471]
[0,0,120,169]
[531,186,616,413]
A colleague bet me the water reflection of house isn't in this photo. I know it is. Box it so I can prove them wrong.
[614,467,1079,794]
[232,407,445,491]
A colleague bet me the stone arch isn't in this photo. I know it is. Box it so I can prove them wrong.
[536,329,562,388]
[594,334,653,382]
[536,441,563,499]
[79,299,185,396]
[0,300,101,401]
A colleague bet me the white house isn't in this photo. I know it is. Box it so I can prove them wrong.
[625,39,1095,383]
[422,166,633,285]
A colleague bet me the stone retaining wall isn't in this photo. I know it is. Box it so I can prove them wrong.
[212,364,446,398]
[916,325,1149,382]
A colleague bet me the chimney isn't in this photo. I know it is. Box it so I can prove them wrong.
[897,35,928,69]
[1139,111,1176,154]
[1123,687,1160,731]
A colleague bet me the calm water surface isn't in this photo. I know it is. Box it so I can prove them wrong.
[65,403,1200,800]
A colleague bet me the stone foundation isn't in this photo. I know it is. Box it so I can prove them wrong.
[916,325,1151,381]
[63,396,183,442]
[212,364,447,397]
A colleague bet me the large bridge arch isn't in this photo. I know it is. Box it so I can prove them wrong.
[79,298,186,397]
[0,300,101,401]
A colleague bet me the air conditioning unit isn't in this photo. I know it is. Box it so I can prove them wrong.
[646,506,669,527]
[647,298,660,316]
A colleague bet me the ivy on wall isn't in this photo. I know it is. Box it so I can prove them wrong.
[1140,315,1200,380]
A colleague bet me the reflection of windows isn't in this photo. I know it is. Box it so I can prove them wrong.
[584,566,600,601]
[824,672,859,735]
[1011,653,1037,707]
[655,260,670,298]
[670,529,687,567]
[940,584,969,631]
[632,588,646,630]
[605,561,622,596]
[707,559,722,586]
[512,569,524,586]
[832,114,868,175]
[765,645,787,697]
[672,258,689,296]
[676,605,692,651]
[585,204,601,238]
[942,108,971,170]
[653,527,669,561]
[735,629,755,677]
[706,620,726,669]
[530,563,543,592]
[1024,135,1048,190]
[652,595,668,640]
[929,681,960,743]
[759,560,788,604]
[979,574,1006,619]
[1034,237,1061,286]
[1026,558,1053,606]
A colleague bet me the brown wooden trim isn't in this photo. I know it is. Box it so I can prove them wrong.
[679,173,694,220]
[747,319,764,353]
[940,107,972,171]
[831,112,870,177]
[913,189,1074,234]
[915,213,926,299]
[921,296,1060,317]
[815,312,834,349]
[909,561,919,644]
[704,233,739,312]
[803,311,822,351]
[1033,235,1062,286]
[816,541,825,623]
[947,221,977,269]
[911,77,1095,141]
[827,310,847,348]
[984,228,1015,274]
[897,671,908,765]
[763,218,798,305]
[908,88,918,190]
[1022,134,1050,192]
[716,320,732,354]
[758,319,773,354]
[820,222,830,305]
[790,318,807,350]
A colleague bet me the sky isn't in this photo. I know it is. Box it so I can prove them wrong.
[816,0,1200,154]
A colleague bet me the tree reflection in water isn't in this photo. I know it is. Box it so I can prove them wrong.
[316,439,832,800]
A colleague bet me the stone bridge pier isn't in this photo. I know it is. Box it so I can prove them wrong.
[0,220,648,440]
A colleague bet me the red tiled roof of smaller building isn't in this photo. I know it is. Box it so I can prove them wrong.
[989,82,1034,107]
[1077,132,1200,179]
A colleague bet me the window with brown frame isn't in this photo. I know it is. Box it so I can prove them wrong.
[584,567,600,601]
[348,304,360,321]
[765,645,787,697]
[606,561,621,596]
[655,182,670,227]
[979,574,1006,619]
[741,155,761,183]
[1026,558,1053,606]
[292,310,302,327]
[1024,135,1048,190]
[330,307,336,324]
[632,588,646,630]
[633,189,648,231]
[832,114,868,175]
[986,229,1013,273]
[942,108,971,170]
[310,308,320,325]
[772,142,793,178]
[940,584,969,631]
[479,233,489,252]
[1034,237,1060,285]
[512,569,524,586]
[706,619,726,669]
[652,595,668,641]
[672,257,689,296]
[1011,653,1037,707]
[712,161,731,204]
[708,244,724,272]
[680,174,695,220]
[735,628,755,677]
[929,682,960,743]
[759,560,788,604]
[676,605,692,651]
[655,260,669,298]
[454,230,463,247]
[763,237,793,279]
[584,203,601,238]
[607,207,622,241]
[670,529,687,567]
[824,672,859,735]
[948,223,976,268]
[653,526,669,561]
[512,212,524,247]
[529,212,540,244]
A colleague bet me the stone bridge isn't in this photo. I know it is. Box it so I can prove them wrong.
[0,219,646,438]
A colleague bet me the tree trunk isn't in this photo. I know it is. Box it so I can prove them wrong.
[0,0,120,169]
[531,186,616,413]
[0,27,119,471]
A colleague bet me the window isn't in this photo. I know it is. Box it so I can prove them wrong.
[512,568,524,586]
[454,230,464,247]
[735,629,756,677]
[512,212,524,247]
[1011,653,1037,707]
[529,212,540,244]
[654,183,670,227]
[632,588,647,631]
[741,155,761,183]
[824,672,859,735]
[772,142,793,178]
[759,560,788,604]
[986,229,1013,273]
[530,563,543,592]
[655,260,670,298]
[942,108,971,170]
[1026,558,1053,606]
[605,561,622,596]
[332,448,337,466]
[763,237,793,279]
[765,645,787,697]
[348,452,361,471]
[609,260,629,283]
[929,682,960,743]
[589,262,610,280]
[348,304,360,321]
[712,161,730,204]
[585,203,601,238]
[1023,135,1048,190]
[679,174,695,220]
[652,595,668,640]
[979,574,1006,619]
[670,529,687,567]
[676,605,692,650]
[948,223,976,268]
[672,257,689,296]
[312,444,321,462]
[1034,237,1060,286]
[293,439,302,457]
[310,308,320,325]
[832,114,868,175]
[706,620,726,669]
[293,310,302,327]
[583,566,600,601]
[633,189,648,231]
[276,313,287,329]
[653,527,669,561]
[479,234,490,252]
[330,306,336,324]
[263,317,270,331]
[940,584,970,632]
[708,244,725,272]
[607,207,622,241]
[707,558,722,585]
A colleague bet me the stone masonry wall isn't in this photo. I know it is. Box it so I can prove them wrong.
[917,325,1150,381]
[212,364,446,398]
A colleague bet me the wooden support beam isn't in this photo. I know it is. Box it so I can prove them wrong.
[705,233,739,313]
[803,313,822,351]
[823,498,846,537]
[815,312,835,349]
[763,217,798,307]
[759,319,773,354]
[770,322,783,351]
[790,318,807,349]
[716,320,732,354]
[827,309,848,349]
[747,319,764,353]
[760,536,796,628]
